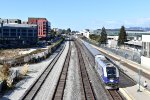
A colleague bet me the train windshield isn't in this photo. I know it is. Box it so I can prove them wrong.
[106,67,116,78]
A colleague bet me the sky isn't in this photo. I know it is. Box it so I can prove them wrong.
[1,0,150,30]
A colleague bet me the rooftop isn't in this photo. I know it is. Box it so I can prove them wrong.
[0,18,21,20]
[125,40,142,46]
[0,23,37,28]
[126,31,150,34]
[28,17,47,20]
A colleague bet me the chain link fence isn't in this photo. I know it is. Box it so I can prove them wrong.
[82,38,141,64]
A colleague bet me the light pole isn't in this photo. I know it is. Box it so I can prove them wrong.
[137,48,142,92]
[137,66,141,92]
[132,38,141,92]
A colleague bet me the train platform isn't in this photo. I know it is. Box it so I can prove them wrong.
[87,43,150,100]
[119,85,150,100]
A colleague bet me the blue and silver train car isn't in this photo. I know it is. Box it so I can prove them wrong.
[95,54,119,89]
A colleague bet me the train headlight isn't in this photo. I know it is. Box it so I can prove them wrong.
[110,79,114,82]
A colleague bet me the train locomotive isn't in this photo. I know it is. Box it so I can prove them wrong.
[95,54,119,89]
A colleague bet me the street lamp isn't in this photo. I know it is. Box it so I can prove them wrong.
[137,66,141,92]
[132,37,142,92]
[137,47,142,92]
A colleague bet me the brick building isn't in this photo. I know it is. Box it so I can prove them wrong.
[28,17,50,39]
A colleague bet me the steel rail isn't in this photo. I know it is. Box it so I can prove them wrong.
[20,43,66,100]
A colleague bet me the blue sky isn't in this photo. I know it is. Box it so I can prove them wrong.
[1,0,150,30]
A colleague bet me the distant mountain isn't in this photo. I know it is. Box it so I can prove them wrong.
[126,27,150,31]
[143,27,150,31]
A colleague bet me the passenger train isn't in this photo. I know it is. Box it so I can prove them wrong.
[95,54,119,89]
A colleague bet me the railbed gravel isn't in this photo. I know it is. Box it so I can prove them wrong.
[63,42,82,100]
[79,40,110,100]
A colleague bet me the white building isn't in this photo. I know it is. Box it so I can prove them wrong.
[141,35,150,69]
[107,36,118,48]
[80,29,91,38]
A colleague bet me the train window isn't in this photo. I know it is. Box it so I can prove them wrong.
[106,67,116,78]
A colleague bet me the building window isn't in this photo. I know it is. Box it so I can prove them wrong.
[3,32,9,37]
[34,30,37,33]
[17,33,20,37]
[17,29,20,32]
[3,29,9,32]
[148,43,150,58]
[143,42,146,49]
[10,32,16,37]
[22,29,27,33]
[28,33,33,37]
[28,30,33,33]
[10,29,16,37]
[11,29,16,33]
[34,32,37,36]
[0,30,1,36]
[142,42,150,58]
[143,50,147,57]
[21,33,27,37]
[3,29,9,37]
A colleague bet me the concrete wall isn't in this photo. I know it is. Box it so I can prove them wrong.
[141,35,150,69]
[141,56,150,69]
[107,36,118,40]
[142,35,150,42]
[107,40,118,48]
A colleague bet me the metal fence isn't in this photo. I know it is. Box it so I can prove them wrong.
[83,38,141,64]
[100,45,141,64]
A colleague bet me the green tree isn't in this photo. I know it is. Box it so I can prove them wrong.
[99,27,107,44]
[118,26,127,46]
[61,29,66,34]
[89,34,100,41]
[66,28,71,34]
[49,29,56,38]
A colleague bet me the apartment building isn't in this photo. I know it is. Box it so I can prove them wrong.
[28,17,50,39]
[0,23,38,48]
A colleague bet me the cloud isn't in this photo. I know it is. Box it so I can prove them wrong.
[123,18,150,27]
[91,20,122,29]
[91,18,150,29]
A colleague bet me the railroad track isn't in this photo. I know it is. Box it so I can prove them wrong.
[52,42,71,99]
[108,90,123,100]
[80,38,139,100]
[78,39,125,100]
[20,43,66,100]
[74,40,96,100]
